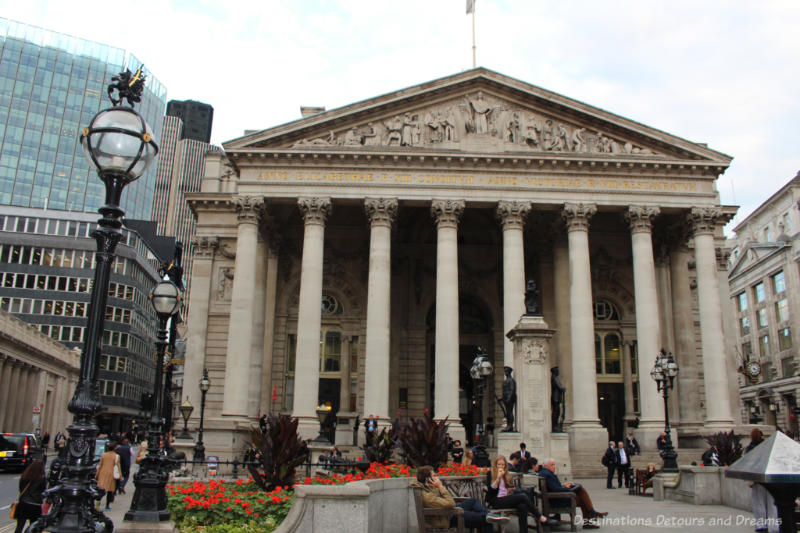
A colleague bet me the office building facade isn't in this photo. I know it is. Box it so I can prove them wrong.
[0,207,166,433]
[0,17,167,219]
[728,172,800,436]
[166,99,213,144]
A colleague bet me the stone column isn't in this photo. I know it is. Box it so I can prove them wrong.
[669,243,700,429]
[496,200,531,368]
[222,197,264,418]
[625,206,663,432]
[183,236,218,423]
[561,203,599,426]
[248,233,267,418]
[689,208,734,427]
[431,199,465,441]
[552,236,572,424]
[340,336,352,411]
[363,198,398,424]
[293,197,332,439]
[259,243,280,415]
[622,340,635,423]
[14,365,32,430]
[0,357,10,430]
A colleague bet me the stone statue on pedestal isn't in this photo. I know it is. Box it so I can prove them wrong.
[497,366,517,432]
[524,279,541,316]
[551,366,566,433]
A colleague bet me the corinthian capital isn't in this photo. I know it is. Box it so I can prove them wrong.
[191,236,219,259]
[688,207,724,236]
[298,197,332,225]
[561,203,597,232]
[235,196,264,224]
[430,199,465,229]
[364,198,398,227]
[496,200,532,230]
[625,205,660,234]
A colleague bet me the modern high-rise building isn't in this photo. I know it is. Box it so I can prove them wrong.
[0,206,174,433]
[166,99,213,144]
[0,17,167,219]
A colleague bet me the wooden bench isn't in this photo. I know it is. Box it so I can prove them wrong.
[537,475,577,532]
[634,469,655,496]
[412,485,465,533]
[445,474,541,533]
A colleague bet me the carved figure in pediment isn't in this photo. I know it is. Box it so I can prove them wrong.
[400,113,420,146]
[572,127,586,152]
[425,111,442,143]
[556,122,570,151]
[344,126,363,146]
[523,115,541,147]
[384,116,403,145]
[442,109,457,141]
[362,122,380,146]
[542,120,559,150]
[467,91,494,135]
[505,112,521,144]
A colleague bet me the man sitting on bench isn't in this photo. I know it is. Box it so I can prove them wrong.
[540,459,608,529]
[412,466,509,532]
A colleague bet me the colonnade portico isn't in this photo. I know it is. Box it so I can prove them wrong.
[183,68,743,468]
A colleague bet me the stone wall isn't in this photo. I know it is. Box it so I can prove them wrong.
[654,466,751,511]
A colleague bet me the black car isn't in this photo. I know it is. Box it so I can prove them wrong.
[0,433,46,471]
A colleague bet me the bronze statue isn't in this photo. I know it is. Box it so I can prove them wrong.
[497,366,517,432]
[107,66,146,107]
[551,366,566,433]
[525,279,541,316]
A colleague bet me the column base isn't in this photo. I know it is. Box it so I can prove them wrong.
[550,432,572,479]
[297,416,323,441]
[496,432,521,459]
[567,422,608,477]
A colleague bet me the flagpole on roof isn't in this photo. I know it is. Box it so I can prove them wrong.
[470,0,476,68]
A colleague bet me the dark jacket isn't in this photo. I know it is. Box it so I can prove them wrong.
[602,446,617,467]
[625,437,640,456]
[19,478,46,505]
[116,443,132,470]
[485,470,512,506]
[539,468,571,507]
[451,447,464,464]
[615,447,630,466]
[744,438,763,454]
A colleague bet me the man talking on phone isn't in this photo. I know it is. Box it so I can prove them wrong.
[412,466,508,532]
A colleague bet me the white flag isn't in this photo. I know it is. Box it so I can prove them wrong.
[466,0,474,14]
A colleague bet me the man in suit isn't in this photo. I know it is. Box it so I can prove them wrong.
[518,442,531,461]
[616,442,631,488]
[540,459,608,529]
[602,441,617,489]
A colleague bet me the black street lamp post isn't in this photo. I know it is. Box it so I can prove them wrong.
[651,349,679,473]
[30,68,158,533]
[125,280,181,522]
[178,398,194,440]
[194,369,210,461]
[469,347,493,445]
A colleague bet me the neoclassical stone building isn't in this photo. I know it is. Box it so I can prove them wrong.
[182,69,741,467]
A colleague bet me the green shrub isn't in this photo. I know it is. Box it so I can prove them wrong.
[396,411,450,469]
[248,413,306,491]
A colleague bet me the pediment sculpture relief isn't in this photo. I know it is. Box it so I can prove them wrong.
[291,92,658,156]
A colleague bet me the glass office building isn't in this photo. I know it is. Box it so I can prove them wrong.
[0,18,167,219]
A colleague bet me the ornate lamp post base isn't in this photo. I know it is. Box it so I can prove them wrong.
[123,459,171,522]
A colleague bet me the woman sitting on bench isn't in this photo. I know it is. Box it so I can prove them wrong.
[486,455,552,531]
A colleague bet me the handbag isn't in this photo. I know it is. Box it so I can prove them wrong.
[113,464,121,480]
[10,481,31,519]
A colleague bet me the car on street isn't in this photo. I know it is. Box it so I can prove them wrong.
[0,433,46,471]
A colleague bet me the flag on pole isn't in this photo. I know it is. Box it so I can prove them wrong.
[466,0,474,14]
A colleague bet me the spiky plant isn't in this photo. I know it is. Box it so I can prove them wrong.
[248,413,306,491]
[396,411,450,469]
[704,430,743,466]
[362,426,396,464]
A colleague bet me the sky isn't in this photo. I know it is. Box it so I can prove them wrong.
[1,0,798,229]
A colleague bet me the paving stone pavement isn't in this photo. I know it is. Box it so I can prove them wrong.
[560,477,764,533]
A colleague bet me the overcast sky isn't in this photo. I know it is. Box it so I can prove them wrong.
[2,0,798,228]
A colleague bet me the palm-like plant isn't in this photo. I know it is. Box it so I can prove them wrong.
[704,430,743,466]
[396,411,450,469]
[248,413,307,491]
[363,426,397,464]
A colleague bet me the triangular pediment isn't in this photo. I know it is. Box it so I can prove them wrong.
[224,69,730,165]
[728,241,789,279]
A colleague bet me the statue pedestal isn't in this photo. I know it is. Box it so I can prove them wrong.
[496,432,522,459]
[334,411,358,447]
[507,315,556,461]
[550,432,572,479]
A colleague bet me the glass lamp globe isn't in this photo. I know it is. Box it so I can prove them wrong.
[470,366,481,380]
[480,359,493,376]
[199,374,210,392]
[650,366,663,382]
[81,107,158,182]
[149,279,181,316]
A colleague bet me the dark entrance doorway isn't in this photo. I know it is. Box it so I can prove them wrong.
[598,383,625,442]
[318,378,340,444]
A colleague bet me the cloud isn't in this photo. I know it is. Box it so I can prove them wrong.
[2,0,798,224]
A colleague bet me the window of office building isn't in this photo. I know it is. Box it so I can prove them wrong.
[760,335,770,357]
[772,271,785,295]
[740,316,751,336]
[737,292,748,312]
[778,327,792,351]
[776,298,789,323]
[754,282,766,303]
[757,308,768,329]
